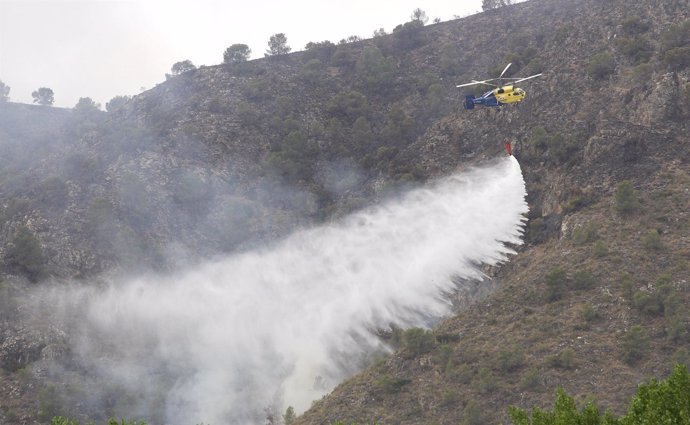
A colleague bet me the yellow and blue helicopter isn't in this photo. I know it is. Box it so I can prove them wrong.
[457,63,542,110]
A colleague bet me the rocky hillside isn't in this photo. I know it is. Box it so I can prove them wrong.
[1,0,689,422]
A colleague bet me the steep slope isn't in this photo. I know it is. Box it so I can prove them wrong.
[0,0,689,422]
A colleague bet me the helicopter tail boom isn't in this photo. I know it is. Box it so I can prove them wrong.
[464,95,476,110]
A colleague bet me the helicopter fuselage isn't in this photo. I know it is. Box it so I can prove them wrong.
[464,85,526,109]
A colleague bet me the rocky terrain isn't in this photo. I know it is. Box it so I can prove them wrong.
[1,0,689,422]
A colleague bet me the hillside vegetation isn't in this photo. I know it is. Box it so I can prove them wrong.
[0,0,689,423]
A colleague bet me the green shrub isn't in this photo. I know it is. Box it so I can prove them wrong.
[392,20,426,51]
[572,223,598,245]
[326,91,370,124]
[621,364,690,424]
[581,303,601,323]
[587,52,616,80]
[615,36,653,64]
[671,348,690,370]
[382,103,415,145]
[519,368,544,391]
[661,21,690,70]
[495,346,526,373]
[474,367,496,394]
[509,365,690,425]
[441,389,459,406]
[403,328,435,357]
[592,240,609,258]
[508,387,615,425]
[531,126,548,150]
[620,272,635,301]
[304,40,336,63]
[461,399,488,425]
[36,176,69,209]
[0,281,17,320]
[265,131,317,182]
[374,374,410,394]
[643,229,664,251]
[621,16,651,35]
[621,325,649,365]
[355,46,395,93]
[572,270,596,290]
[283,406,296,425]
[300,59,325,83]
[6,225,44,281]
[236,101,261,127]
[633,291,663,316]
[545,267,568,302]
[546,348,576,370]
[615,180,639,216]
[38,384,61,422]
[561,194,592,214]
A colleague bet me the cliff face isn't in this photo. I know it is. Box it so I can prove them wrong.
[1,0,690,422]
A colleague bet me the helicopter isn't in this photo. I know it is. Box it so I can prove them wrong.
[456,63,542,110]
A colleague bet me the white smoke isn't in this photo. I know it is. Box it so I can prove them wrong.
[55,156,527,424]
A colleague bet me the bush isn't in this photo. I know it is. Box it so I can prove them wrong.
[587,52,616,80]
[300,59,325,84]
[403,328,435,357]
[643,229,664,251]
[304,40,336,63]
[495,346,526,374]
[581,303,601,323]
[621,16,650,35]
[392,20,426,51]
[621,364,690,424]
[620,272,635,301]
[615,36,653,64]
[223,44,251,64]
[382,103,415,145]
[633,291,663,316]
[545,267,568,302]
[615,180,639,216]
[571,222,598,245]
[592,240,609,258]
[461,399,488,425]
[547,348,576,370]
[326,91,370,124]
[519,368,545,391]
[572,270,596,290]
[474,367,496,394]
[509,387,615,425]
[661,21,690,70]
[265,131,317,182]
[374,374,410,394]
[509,365,690,425]
[5,225,44,281]
[355,46,395,93]
[621,325,649,365]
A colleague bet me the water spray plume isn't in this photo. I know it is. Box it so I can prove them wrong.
[54,157,528,424]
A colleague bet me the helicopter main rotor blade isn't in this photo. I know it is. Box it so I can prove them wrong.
[456,79,498,88]
[499,63,512,79]
[510,73,543,84]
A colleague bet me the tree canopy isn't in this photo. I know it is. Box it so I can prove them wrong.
[223,44,251,64]
[32,87,54,105]
[265,33,291,57]
[0,80,10,102]
[170,60,196,75]
[482,0,513,11]
[105,95,131,112]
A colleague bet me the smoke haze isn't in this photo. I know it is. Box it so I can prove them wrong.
[49,157,527,424]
